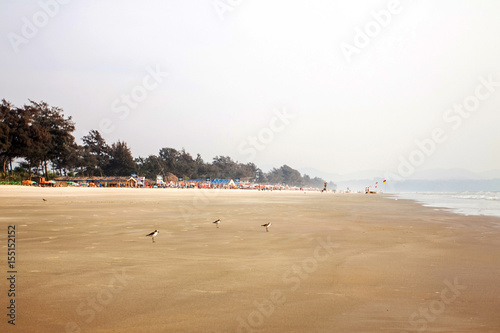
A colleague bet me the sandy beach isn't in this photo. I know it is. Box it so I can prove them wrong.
[1,186,500,333]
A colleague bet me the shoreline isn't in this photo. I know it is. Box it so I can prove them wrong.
[387,191,500,219]
[1,187,499,332]
[3,184,500,220]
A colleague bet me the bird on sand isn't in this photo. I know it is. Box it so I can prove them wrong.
[213,219,221,228]
[146,230,159,243]
[42,198,47,202]
[262,222,271,232]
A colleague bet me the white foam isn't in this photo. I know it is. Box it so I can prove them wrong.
[394,192,500,218]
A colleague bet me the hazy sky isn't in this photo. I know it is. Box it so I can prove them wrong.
[1,0,499,180]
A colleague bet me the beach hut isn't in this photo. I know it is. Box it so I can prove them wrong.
[127,177,138,188]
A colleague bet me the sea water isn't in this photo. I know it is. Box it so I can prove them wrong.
[392,192,500,218]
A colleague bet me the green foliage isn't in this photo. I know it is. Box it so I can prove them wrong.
[81,130,110,177]
[0,169,28,183]
[46,171,59,180]
[135,155,166,180]
[0,99,77,178]
[135,148,332,188]
[1,98,336,187]
[158,148,196,178]
[265,165,331,188]
[105,141,136,176]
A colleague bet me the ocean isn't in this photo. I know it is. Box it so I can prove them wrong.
[391,192,500,218]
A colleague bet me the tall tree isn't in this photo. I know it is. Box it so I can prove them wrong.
[177,149,195,178]
[0,100,12,172]
[26,100,76,178]
[158,147,196,178]
[158,147,180,174]
[255,168,268,183]
[136,154,167,179]
[24,111,51,176]
[1,101,33,173]
[266,167,284,184]
[82,130,110,177]
[238,162,258,180]
[211,156,239,179]
[265,165,328,187]
[105,141,136,176]
[281,165,303,186]
[41,103,76,177]
[194,153,208,178]
[1,100,79,178]
[52,141,79,176]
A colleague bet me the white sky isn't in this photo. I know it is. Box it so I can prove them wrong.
[1,0,499,179]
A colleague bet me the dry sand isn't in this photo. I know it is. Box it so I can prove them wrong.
[1,186,500,333]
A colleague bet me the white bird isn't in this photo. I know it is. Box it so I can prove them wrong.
[262,222,271,232]
[146,230,159,243]
[213,219,221,228]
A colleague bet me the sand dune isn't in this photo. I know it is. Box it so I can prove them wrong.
[1,186,499,332]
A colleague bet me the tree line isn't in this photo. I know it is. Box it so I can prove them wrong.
[0,99,335,188]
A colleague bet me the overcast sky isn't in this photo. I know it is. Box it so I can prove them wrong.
[1,0,499,180]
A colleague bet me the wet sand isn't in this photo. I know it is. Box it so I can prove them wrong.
[1,186,500,332]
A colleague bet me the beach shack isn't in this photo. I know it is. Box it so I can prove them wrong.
[92,177,138,188]
[54,176,139,188]
[127,177,138,188]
